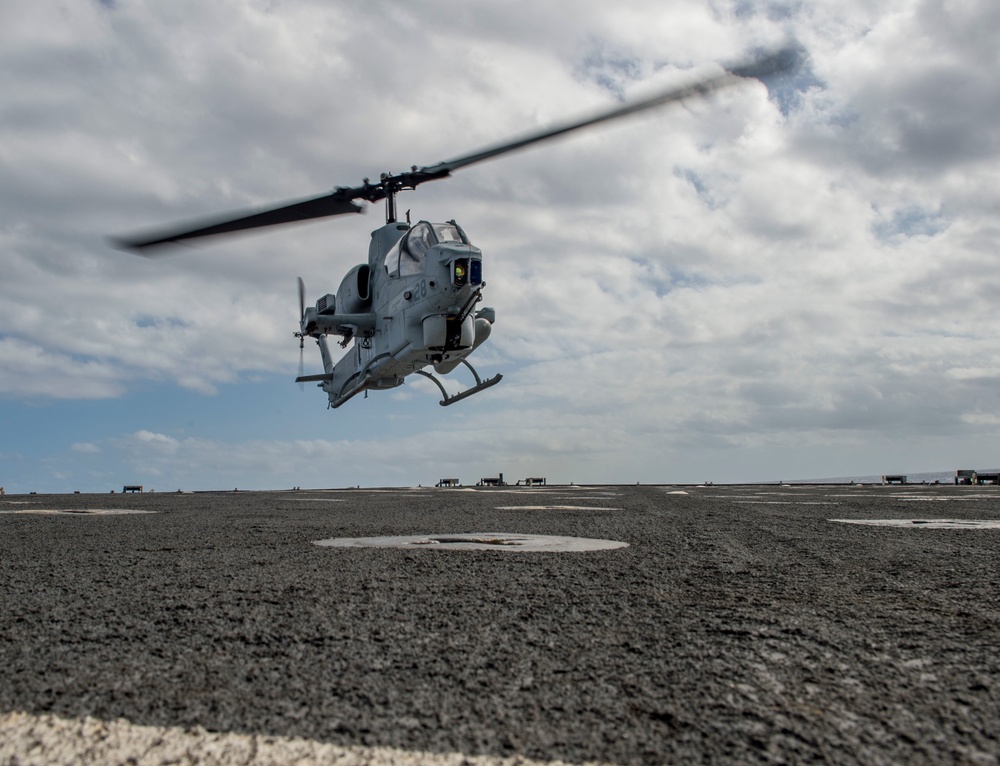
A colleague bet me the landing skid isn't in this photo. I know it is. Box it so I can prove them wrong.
[416,360,502,406]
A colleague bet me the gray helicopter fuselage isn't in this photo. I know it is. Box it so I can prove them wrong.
[121,49,792,411]
[301,220,496,407]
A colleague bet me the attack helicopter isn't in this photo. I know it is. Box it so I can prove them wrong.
[115,47,797,410]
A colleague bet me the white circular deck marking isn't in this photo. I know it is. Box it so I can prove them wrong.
[733,500,838,505]
[494,505,622,511]
[831,519,1000,529]
[314,533,628,552]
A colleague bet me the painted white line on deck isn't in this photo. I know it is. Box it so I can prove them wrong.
[0,710,608,766]
[0,508,154,515]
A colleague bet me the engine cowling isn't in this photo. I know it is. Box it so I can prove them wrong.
[336,264,371,314]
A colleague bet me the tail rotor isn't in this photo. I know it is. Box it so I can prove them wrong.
[296,277,307,389]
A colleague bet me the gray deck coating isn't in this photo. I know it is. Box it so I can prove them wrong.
[1,484,999,764]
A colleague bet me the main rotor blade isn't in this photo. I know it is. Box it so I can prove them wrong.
[112,191,363,254]
[111,46,800,253]
[416,46,800,180]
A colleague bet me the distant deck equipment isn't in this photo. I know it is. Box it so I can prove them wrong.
[955,470,1000,485]
[122,485,143,493]
[436,478,461,487]
[478,473,505,486]
[882,475,907,485]
[524,477,547,486]
[956,470,977,485]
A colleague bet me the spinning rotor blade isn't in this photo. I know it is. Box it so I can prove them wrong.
[412,46,801,180]
[112,45,799,253]
[297,276,306,320]
[113,192,363,253]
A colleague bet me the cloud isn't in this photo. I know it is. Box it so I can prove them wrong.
[2,0,1000,487]
[129,430,180,452]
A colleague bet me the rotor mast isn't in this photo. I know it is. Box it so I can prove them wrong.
[379,170,419,224]
[384,179,397,223]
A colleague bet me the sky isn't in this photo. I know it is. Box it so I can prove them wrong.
[2,0,999,492]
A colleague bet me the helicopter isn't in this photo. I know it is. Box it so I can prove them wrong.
[115,47,797,410]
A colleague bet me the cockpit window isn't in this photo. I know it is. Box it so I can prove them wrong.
[432,223,464,245]
[385,221,469,277]
[384,238,400,275]
[400,222,433,276]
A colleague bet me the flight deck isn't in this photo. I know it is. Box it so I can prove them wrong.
[2,484,998,764]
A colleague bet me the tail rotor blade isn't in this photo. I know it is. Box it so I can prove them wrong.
[297,276,307,390]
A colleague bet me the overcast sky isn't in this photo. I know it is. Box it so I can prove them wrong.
[2,0,999,492]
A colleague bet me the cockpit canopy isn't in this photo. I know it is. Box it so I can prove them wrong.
[385,221,467,277]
